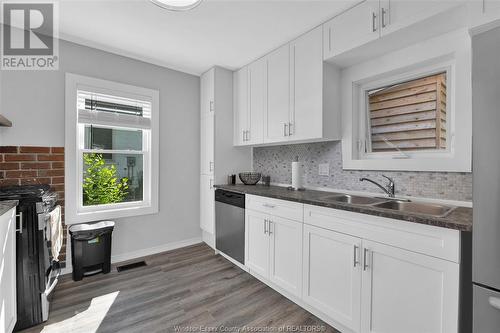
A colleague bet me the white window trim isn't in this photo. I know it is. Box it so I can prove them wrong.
[341,29,472,172]
[65,73,159,224]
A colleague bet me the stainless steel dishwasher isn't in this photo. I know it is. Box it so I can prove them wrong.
[215,189,245,265]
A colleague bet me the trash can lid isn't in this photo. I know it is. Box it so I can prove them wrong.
[69,220,115,233]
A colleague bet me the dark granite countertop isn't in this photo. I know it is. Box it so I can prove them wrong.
[0,200,18,217]
[215,184,472,231]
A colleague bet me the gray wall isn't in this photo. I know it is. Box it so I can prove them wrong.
[254,141,472,202]
[0,40,201,258]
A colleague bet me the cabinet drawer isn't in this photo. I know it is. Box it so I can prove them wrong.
[304,204,460,263]
[246,195,303,222]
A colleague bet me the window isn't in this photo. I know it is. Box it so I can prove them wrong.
[365,71,448,154]
[341,29,472,172]
[65,74,159,223]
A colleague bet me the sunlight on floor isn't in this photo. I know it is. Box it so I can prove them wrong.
[39,291,119,333]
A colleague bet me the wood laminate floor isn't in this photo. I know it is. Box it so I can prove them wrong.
[21,243,339,333]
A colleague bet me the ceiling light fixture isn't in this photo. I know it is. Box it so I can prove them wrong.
[150,0,203,11]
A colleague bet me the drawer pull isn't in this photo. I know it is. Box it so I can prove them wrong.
[263,203,275,209]
[489,297,500,310]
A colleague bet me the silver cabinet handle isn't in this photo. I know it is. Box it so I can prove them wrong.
[489,297,500,310]
[372,12,377,32]
[328,27,332,52]
[242,130,246,142]
[363,248,369,271]
[263,203,275,209]
[381,7,387,28]
[268,220,273,235]
[264,219,268,234]
[246,130,250,141]
[283,123,288,137]
[16,211,23,234]
[288,122,293,136]
[209,100,214,113]
[353,245,360,267]
[209,161,214,172]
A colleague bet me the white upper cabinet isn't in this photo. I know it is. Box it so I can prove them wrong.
[265,44,291,143]
[200,68,215,117]
[233,60,265,146]
[247,58,266,145]
[290,26,324,141]
[323,0,380,59]
[360,240,459,333]
[379,0,462,36]
[233,66,248,146]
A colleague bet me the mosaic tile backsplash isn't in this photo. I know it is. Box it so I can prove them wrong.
[253,141,472,202]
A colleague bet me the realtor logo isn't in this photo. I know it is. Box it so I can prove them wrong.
[1,1,59,70]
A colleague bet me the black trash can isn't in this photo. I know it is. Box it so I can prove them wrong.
[69,221,115,281]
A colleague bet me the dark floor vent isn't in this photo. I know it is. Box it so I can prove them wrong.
[117,260,147,272]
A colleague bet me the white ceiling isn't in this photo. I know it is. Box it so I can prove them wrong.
[58,0,358,75]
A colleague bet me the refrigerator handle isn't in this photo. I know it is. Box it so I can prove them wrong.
[488,297,500,310]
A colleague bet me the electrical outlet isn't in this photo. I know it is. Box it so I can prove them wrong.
[318,163,329,176]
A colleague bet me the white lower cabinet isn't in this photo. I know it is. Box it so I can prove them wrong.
[302,224,362,332]
[200,174,214,234]
[245,208,303,297]
[269,216,303,298]
[245,210,270,278]
[0,207,17,333]
[244,196,461,333]
[360,240,459,333]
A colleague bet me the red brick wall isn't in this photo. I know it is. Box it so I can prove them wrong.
[0,146,67,264]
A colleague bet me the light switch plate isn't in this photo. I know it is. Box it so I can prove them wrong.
[318,163,329,176]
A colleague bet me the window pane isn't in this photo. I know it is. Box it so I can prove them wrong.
[82,153,144,206]
[84,125,142,151]
[367,72,447,152]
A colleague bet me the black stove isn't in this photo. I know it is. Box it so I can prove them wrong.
[0,185,60,331]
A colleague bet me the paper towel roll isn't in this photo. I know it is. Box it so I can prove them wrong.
[292,161,302,190]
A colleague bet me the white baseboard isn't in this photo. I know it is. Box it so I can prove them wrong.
[110,236,202,264]
[63,236,202,274]
[202,230,215,249]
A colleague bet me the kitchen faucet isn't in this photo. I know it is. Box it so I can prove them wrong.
[359,175,395,198]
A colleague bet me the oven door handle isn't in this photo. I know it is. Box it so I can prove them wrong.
[44,264,61,296]
[44,275,59,297]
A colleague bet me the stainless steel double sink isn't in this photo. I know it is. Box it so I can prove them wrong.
[319,194,455,218]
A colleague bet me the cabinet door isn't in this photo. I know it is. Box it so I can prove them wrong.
[265,44,290,143]
[361,240,459,333]
[0,208,17,333]
[247,58,266,145]
[201,68,215,117]
[302,224,362,332]
[379,0,462,37]
[290,26,323,141]
[233,67,248,146]
[200,174,215,233]
[245,210,270,278]
[323,0,380,59]
[269,216,303,298]
[200,113,214,175]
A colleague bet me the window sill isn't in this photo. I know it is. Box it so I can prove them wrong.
[65,204,158,224]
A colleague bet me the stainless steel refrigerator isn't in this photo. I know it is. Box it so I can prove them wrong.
[472,26,500,332]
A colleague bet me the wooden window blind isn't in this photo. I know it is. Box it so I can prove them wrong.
[367,72,447,152]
